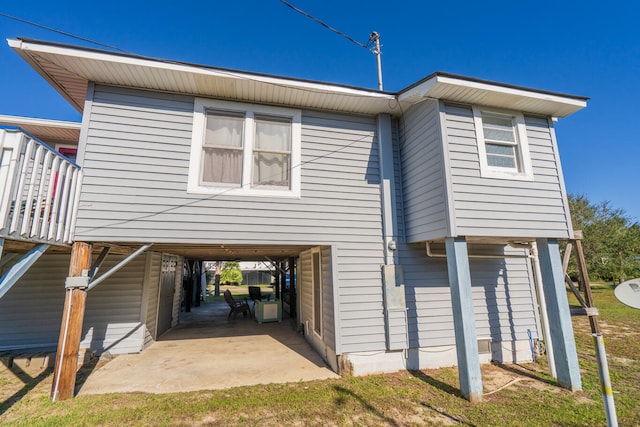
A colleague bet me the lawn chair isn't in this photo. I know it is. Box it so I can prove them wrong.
[223,290,250,320]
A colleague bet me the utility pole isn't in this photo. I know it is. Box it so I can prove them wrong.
[370,32,383,91]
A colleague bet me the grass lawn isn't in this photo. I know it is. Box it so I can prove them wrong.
[1,286,638,426]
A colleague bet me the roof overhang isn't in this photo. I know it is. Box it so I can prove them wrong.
[399,72,588,118]
[0,114,80,145]
[8,38,399,116]
[8,38,587,119]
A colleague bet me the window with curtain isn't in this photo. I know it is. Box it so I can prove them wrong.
[189,98,301,197]
[201,111,244,185]
[253,115,291,188]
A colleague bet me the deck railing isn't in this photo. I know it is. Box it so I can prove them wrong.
[0,128,82,246]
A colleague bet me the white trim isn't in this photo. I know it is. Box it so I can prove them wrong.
[399,74,587,117]
[75,82,95,166]
[436,75,586,109]
[311,247,323,338]
[0,115,81,130]
[547,117,574,239]
[330,245,342,355]
[473,106,534,181]
[437,100,457,236]
[188,98,301,198]
[8,39,393,100]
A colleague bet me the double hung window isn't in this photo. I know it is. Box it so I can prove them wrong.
[189,99,301,197]
[473,107,533,180]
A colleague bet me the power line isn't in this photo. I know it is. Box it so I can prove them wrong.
[279,0,373,51]
[0,11,129,53]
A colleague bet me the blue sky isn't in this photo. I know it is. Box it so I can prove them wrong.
[1,1,639,220]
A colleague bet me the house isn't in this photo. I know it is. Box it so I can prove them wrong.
[0,37,587,401]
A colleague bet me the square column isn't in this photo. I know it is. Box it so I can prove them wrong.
[445,237,482,402]
[536,238,581,391]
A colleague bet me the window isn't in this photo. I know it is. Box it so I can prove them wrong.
[189,98,301,197]
[472,107,533,180]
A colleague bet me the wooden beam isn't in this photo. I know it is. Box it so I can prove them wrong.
[574,238,600,334]
[536,238,582,391]
[445,237,483,402]
[51,241,92,401]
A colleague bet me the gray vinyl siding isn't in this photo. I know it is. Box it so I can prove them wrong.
[0,253,147,354]
[298,247,337,356]
[321,247,336,351]
[444,104,572,238]
[75,85,387,354]
[172,256,183,328]
[0,254,69,351]
[299,250,313,335]
[142,252,162,346]
[400,244,538,348]
[81,254,146,354]
[399,99,449,243]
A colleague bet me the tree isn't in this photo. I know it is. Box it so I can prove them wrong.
[220,261,243,285]
[567,194,640,282]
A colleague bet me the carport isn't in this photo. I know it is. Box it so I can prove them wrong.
[65,242,337,395]
[77,293,337,395]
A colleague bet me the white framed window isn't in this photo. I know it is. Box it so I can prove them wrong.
[472,107,533,180]
[188,98,301,197]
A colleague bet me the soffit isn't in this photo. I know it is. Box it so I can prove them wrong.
[0,115,80,145]
[399,73,587,118]
[9,38,399,116]
[9,39,587,119]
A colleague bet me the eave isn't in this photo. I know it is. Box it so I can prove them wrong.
[0,114,80,145]
[8,38,399,116]
[8,38,587,119]
[399,72,588,118]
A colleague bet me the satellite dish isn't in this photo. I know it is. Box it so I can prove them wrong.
[614,278,640,309]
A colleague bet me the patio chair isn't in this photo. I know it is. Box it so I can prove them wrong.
[223,290,250,320]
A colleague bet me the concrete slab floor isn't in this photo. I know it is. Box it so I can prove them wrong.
[77,300,338,395]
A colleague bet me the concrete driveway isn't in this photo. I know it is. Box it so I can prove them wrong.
[77,299,338,395]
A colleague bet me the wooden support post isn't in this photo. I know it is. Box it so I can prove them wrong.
[51,241,92,401]
[445,237,483,402]
[274,263,281,300]
[536,238,582,391]
[574,237,600,334]
[279,261,286,302]
[214,261,221,297]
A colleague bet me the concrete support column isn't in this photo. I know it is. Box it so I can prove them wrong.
[536,238,582,391]
[445,237,482,402]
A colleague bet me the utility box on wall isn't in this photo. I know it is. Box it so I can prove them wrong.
[382,265,409,350]
[255,300,282,324]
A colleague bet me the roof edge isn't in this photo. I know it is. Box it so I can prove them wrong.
[400,71,589,102]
